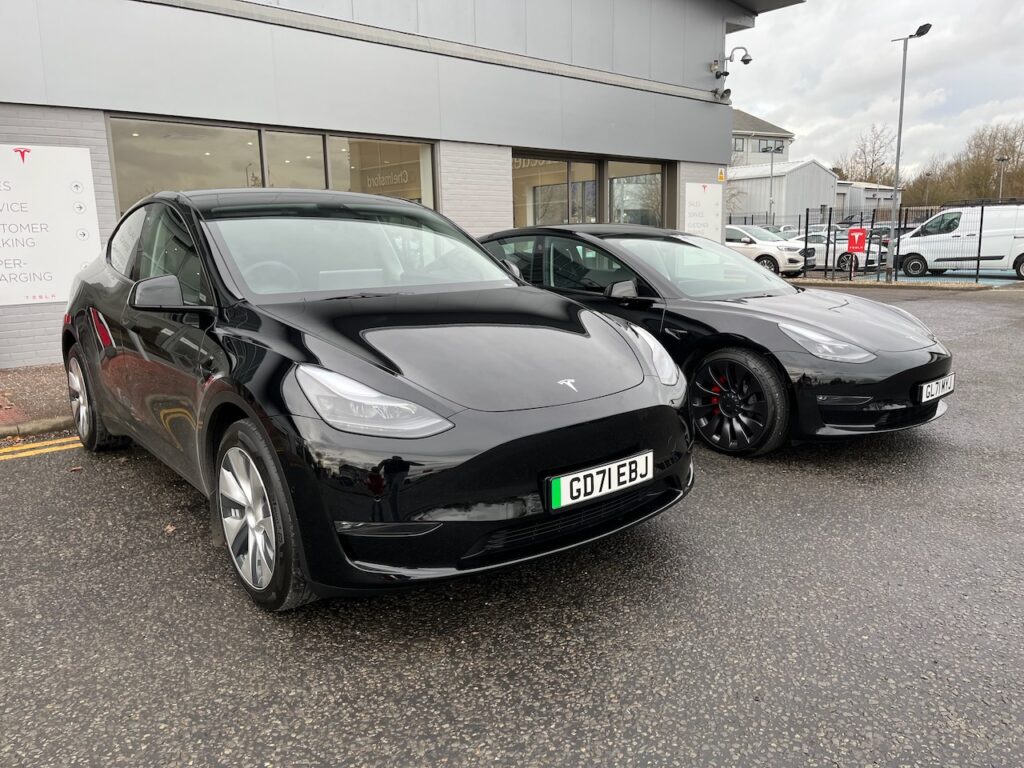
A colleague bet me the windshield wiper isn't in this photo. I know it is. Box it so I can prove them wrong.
[320,291,410,300]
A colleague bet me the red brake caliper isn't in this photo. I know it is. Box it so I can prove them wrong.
[711,378,722,415]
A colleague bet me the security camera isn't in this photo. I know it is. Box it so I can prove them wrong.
[740,52,753,65]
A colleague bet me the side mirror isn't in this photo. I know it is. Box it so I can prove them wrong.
[739,236,753,245]
[500,258,522,279]
[130,274,212,311]
[605,280,638,300]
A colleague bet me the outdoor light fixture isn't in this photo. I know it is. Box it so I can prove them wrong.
[726,46,753,65]
[710,60,730,79]
[713,88,732,102]
[996,155,1010,199]
[886,21,932,282]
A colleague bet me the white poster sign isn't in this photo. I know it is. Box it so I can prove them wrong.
[0,144,100,306]
[684,182,724,242]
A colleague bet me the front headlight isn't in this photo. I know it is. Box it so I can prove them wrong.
[779,323,876,363]
[296,365,453,438]
[629,324,681,387]
[778,244,802,252]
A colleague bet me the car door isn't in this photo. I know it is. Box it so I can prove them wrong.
[724,226,757,261]
[497,233,666,335]
[907,210,966,268]
[118,203,215,480]
[89,205,149,424]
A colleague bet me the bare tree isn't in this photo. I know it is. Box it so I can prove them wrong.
[833,124,896,184]
[902,120,1024,205]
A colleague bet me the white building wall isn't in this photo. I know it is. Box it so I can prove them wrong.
[436,142,513,237]
[0,103,116,368]
[674,161,726,240]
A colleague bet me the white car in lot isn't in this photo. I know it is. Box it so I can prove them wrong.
[897,203,1024,278]
[790,232,882,272]
[724,224,810,275]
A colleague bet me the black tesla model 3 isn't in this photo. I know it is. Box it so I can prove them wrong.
[481,225,954,457]
[61,191,693,610]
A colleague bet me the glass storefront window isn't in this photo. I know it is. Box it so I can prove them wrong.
[265,131,326,189]
[512,158,568,227]
[110,118,262,214]
[327,137,434,207]
[569,161,597,224]
[609,161,663,226]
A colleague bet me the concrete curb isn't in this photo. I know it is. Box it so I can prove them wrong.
[0,415,75,438]
[791,279,994,291]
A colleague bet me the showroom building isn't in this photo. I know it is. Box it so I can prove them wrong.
[0,0,797,367]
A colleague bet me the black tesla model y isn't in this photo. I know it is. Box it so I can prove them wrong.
[62,190,693,610]
[481,225,954,457]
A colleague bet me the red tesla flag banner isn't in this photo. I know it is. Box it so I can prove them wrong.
[847,228,867,253]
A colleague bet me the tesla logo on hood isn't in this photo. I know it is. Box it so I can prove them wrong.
[557,379,578,392]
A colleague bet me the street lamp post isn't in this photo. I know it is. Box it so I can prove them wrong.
[760,143,784,224]
[924,171,933,207]
[996,155,1010,200]
[887,22,931,282]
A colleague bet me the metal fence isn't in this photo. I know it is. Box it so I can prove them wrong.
[726,204,997,284]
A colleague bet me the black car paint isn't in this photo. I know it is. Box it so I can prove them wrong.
[63,191,693,595]
[480,224,953,441]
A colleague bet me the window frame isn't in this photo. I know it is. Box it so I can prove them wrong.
[131,202,214,306]
[106,203,151,279]
[535,234,656,297]
[732,137,745,152]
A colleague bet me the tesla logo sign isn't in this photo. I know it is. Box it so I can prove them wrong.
[12,147,30,163]
[847,228,867,253]
[557,379,578,392]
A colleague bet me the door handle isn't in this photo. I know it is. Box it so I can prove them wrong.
[965,233,977,237]
[950,234,961,238]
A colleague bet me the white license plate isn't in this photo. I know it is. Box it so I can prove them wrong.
[549,451,653,511]
[919,372,955,403]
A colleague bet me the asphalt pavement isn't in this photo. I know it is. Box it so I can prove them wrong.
[1,286,1022,767]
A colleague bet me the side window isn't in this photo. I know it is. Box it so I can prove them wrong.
[919,212,962,236]
[725,227,744,243]
[541,236,641,293]
[492,237,538,284]
[133,205,211,305]
[108,207,147,276]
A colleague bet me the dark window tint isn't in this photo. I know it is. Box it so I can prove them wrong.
[134,206,209,305]
[541,236,641,293]
[491,237,538,283]
[108,206,148,275]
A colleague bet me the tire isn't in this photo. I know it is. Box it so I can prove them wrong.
[213,419,316,611]
[65,343,129,451]
[690,348,789,457]
[928,269,948,276]
[902,255,928,277]
[837,253,859,272]
[1014,257,1024,280]
[755,255,780,274]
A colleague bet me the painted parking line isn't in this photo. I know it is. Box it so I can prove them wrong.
[0,437,82,461]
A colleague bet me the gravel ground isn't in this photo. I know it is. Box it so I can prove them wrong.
[0,286,1022,767]
[0,363,68,428]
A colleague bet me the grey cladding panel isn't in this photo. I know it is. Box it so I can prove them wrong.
[649,0,687,85]
[417,0,476,44]
[570,0,614,71]
[474,0,527,54]
[612,0,652,79]
[352,0,418,33]
[525,0,571,63]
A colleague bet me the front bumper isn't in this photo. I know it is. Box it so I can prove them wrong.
[269,391,694,594]
[783,343,953,438]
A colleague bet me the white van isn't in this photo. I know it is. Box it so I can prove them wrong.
[897,203,1024,278]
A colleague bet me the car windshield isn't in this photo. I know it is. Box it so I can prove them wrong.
[739,225,785,242]
[606,235,797,300]
[204,202,511,302]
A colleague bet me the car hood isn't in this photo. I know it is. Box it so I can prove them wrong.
[260,285,645,411]
[694,288,936,353]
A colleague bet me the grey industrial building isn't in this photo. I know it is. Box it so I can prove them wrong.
[0,0,799,367]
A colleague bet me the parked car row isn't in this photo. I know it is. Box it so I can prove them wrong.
[63,189,955,610]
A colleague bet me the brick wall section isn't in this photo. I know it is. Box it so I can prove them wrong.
[0,103,117,368]
[436,142,513,237]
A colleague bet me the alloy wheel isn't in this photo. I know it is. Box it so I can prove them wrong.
[219,447,276,590]
[67,357,90,440]
[756,256,779,274]
[691,359,769,452]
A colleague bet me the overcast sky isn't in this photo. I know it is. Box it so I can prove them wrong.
[726,0,1024,176]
